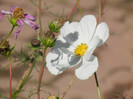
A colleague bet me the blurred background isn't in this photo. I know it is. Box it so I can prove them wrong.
[0,0,133,99]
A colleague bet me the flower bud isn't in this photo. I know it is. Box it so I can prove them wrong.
[41,31,56,47]
[0,40,15,56]
[49,17,66,33]
[47,96,59,99]
[28,39,42,51]
[0,40,10,54]
[31,39,41,47]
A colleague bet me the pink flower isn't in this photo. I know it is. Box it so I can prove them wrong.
[0,6,40,39]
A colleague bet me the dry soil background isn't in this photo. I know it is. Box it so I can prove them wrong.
[0,0,133,99]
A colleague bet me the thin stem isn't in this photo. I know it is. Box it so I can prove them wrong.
[94,1,107,98]
[0,25,15,48]
[101,0,107,15]
[8,56,12,99]
[16,62,33,92]
[37,47,47,99]
[94,72,101,99]
[37,0,42,37]
[67,0,80,20]
[97,0,108,23]
[77,0,83,17]
[97,0,102,23]
[13,62,34,98]
[60,74,76,99]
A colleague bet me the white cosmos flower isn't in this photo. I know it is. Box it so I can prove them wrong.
[46,15,109,80]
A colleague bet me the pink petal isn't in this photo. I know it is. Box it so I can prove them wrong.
[14,27,21,39]
[24,14,37,21]
[14,19,24,39]
[10,6,17,12]
[17,19,24,26]
[0,12,4,21]
[23,18,40,31]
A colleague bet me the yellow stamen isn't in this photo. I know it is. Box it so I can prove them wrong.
[13,8,24,19]
[74,43,88,56]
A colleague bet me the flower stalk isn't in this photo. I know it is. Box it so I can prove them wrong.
[101,0,108,15]
[8,56,12,99]
[0,25,15,49]
[93,1,102,99]
[67,0,80,20]
[16,62,32,91]
[60,74,76,99]
[37,0,42,37]
[77,0,83,17]
[98,0,102,22]
[94,72,101,99]
[12,40,41,98]
[97,0,108,23]
[37,47,47,99]
[94,0,108,98]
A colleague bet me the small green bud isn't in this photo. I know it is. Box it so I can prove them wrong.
[47,96,59,99]
[49,17,66,33]
[41,31,56,47]
[9,17,18,26]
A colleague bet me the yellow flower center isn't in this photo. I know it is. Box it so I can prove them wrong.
[13,8,24,19]
[74,43,88,56]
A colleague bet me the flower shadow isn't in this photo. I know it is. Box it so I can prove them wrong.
[54,31,79,49]
[63,31,79,44]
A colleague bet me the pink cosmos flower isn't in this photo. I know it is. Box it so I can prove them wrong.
[0,6,40,39]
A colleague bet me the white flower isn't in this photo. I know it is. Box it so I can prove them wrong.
[46,15,109,80]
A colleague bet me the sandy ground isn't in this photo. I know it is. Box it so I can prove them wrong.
[0,0,133,99]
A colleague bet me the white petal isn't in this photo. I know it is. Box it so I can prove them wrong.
[47,64,61,75]
[68,54,81,68]
[93,22,109,46]
[78,15,97,44]
[60,22,78,42]
[60,21,81,46]
[75,55,98,80]
[56,53,81,69]
[46,49,62,75]
[46,48,81,75]
[54,36,75,53]
[84,36,100,60]
[61,21,78,36]
[84,23,109,61]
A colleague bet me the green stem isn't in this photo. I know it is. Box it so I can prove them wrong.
[94,72,101,99]
[77,0,83,17]
[8,56,12,99]
[0,25,15,48]
[37,47,47,99]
